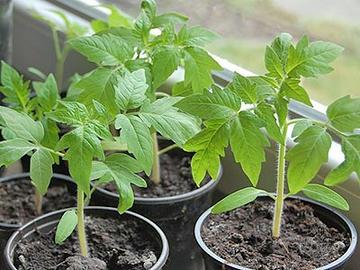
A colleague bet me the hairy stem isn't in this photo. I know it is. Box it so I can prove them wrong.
[272,123,288,238]
[77,189,88,257]
[34,189,43,215]
[150,132,161,185]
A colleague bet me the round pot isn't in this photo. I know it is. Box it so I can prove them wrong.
[0,173,76,265]
[92,167,222,270]
[3,207,169,270]
[195,196,357,270]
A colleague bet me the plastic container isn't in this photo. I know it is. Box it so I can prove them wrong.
[195,196,358,270]
[0,173,75,265]
[92,167,222,270]
[3,207,169,270]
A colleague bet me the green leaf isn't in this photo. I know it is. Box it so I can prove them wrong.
[287,40,343,77]
[0,139,35,167]
[176,85,241,120]
[287,126,332,193]
[30,148,54,195]
[75,67,119,115]
[28,67,46,80]
[105,4,133,28]
[302,184,349,211]
[255,103,283,144]
[115,114,153,175]
[183,47,222,93]
[91,19,109,33]
[0,61,30,109]
[57,127,103,194]
[271,32,292,67]
[265,45,283,78]
[185,118,229,184]
[325,135,360,185]
[41,119,60,159]
[33,74,59,111]
[139,97,200,146]
[227,73,257,104]
[91,153,146,213]
[291,119,313,138]
[177,26,219,47]
[153,12,188,27]
[0,106,44,143]
[212,187,266,214]
[172,81,192,97]
[114,69,148,111]
[47,101,89,126]
[55,210,78,244]
[68,34,132,66]
[275,96,289,127]
[152,47,181,89]
[230,112,269,186]
[327,95,360,132]
[280,78,312,106]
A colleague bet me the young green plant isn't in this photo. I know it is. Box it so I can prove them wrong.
[0,61,61,214]
[67,0,222,184]
[0,98,148,256]
[32,10,87,89]
[177,33,360,238]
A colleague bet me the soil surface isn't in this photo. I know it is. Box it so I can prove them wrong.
[202,199,350,270]
[105,153,209,198]
[14,215,160,270]
[0,178,76,225]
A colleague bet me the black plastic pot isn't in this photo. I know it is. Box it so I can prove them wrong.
[195,196,358,270]
[3,207,169,270]
[0,173,76,265]
[92,167,222,270]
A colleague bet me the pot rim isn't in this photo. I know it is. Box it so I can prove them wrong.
[95,165,223,205]
[0,172,74,229]
[4,206,169,270]
[194,195,358,270]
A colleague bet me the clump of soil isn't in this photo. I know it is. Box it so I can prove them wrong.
[14,215,160,270]
[0,178,76,225]
[202,199,350,270]
[105,153,210,198]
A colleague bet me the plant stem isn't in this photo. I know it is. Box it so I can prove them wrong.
[157,144,178,155]
[150,132,161,185]
[272,123,288,238]
[34,189,43,215]
[77,189,88,257]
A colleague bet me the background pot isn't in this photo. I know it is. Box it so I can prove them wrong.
[195,196,358,270]
[92,167,222,270]
[0,173,75,266]
[3,207,169,270]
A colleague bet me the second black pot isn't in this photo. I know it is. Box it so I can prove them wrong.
[92,168,222,270]
[195,196,358,270]
[3,207,169,270]
[0,173,76,266]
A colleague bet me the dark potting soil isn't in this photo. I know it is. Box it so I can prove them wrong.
[14,215,160,270]
[105,153,209,198]
[202,199,350,270]
[0,179,76,225]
